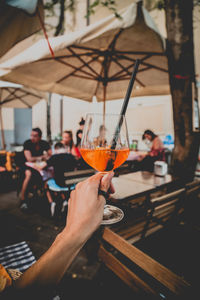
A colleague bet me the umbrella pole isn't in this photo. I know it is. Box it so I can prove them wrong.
[47,93,52,144]
[60,96,63,134]
[0,107,6,150]
[103,84,107,115]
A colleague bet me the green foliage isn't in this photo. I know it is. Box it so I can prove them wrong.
[154,0,165,10]
[86,0,122,19]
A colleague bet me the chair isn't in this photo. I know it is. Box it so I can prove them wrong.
[46,178,76,218]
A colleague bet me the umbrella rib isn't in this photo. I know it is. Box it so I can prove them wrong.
[115,53,168,73]
[55,58,96,83]
[94,30,123,98]
[40,52,92,61]
[55,55,99,83]
[3,87,43,102]
[110,57,134,79]
[108,29,123,50]
[17,89,45,101]
[117,50,166,55]
[108,52,167,82]
[107,74,145,87]
[71,74,97,80]
[94,67,104,96]
[70,46,165,57]
[1,88,41,107]
[1,95,31,108]
[68,46,100,77]
[1,87,21,103]
[107,58,143,85]
[69,45,102,54]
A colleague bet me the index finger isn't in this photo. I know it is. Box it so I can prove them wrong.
[87,172,105,187]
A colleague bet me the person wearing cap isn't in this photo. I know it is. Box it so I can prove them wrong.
[76,117,85,148]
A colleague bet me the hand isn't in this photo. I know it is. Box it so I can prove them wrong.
[65,172,114,243]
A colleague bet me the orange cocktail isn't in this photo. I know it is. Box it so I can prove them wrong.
[80,147,129,172]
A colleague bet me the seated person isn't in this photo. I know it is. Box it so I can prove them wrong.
[133,129,165,172]
[61,130,81,159]
[39,142,77,216]
[19,127,52,210]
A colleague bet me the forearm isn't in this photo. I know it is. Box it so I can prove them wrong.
[14,229,85,290]
[25,155,43,163]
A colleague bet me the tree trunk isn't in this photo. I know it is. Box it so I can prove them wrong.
[165,0,200,182]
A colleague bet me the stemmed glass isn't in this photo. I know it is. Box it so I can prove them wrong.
[80,113,130,225]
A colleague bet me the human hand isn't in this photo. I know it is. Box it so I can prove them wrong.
[64,172,114,243]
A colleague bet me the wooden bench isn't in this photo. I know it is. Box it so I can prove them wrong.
[95,183,200,297]
[111,188,185,244]
[97,227,191,298]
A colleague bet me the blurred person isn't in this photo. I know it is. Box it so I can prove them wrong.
[19,128,52,210]
[94,124,107,147]
[61,130,80,159]
[76,117,85,148]
[38,142,76,216]
[133,129,165,172]
[1,172,114,299]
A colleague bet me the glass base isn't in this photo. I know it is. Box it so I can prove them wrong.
[101,204,124,225]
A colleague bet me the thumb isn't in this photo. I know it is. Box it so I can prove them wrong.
[100,171,114,192]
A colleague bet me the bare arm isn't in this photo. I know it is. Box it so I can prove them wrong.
[24,148,52,163]
[14,172,114,293]
[152,137,163,150]
[24,150,42,163]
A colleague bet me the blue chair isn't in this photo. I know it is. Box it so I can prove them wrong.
[46,178,76,218]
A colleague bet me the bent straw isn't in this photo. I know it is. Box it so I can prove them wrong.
[111,59,140,149]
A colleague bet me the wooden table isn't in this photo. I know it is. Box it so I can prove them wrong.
[110,171,173,202]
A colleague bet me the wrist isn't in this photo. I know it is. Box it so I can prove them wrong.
[55,227,87,250]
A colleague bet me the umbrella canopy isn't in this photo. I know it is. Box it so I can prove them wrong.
[0,80,47,149]
[0,80,47,108]
[0,0,43,58]
[0,1,170,113]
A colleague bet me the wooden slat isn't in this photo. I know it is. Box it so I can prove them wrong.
[150,188,185,205]
[128,225,163,244]
[102,228,190,295]
[65,176,90,186]
[98,245,159,296]
[185,180,200,190]
[186,184,200,196]
[64,168,95,179]
[153,199,179,212]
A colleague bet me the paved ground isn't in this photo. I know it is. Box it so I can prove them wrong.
[1,181,200,299]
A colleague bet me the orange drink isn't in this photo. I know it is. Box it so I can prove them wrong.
[80,148,129,172]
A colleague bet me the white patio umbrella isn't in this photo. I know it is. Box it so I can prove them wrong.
[0,1,170,114]
[0,80,47,149]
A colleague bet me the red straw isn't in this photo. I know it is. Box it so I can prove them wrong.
[37,8,55,58]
